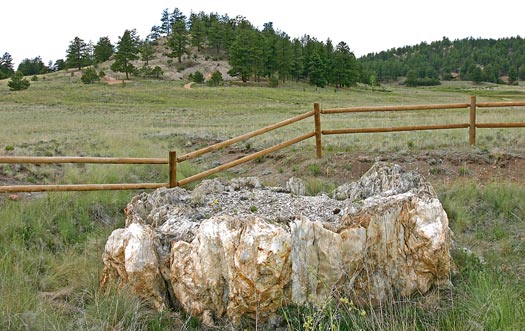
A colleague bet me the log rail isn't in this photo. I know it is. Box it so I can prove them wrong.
[1,96,523,193]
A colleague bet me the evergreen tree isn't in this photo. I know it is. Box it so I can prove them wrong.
[228,24,260,82]
[290,39,304,82]
[0,52,15,79]
[54,59,66,71]
[17,57,47,75]
[159,8,171,35]
[261,22,278,79]
[331,42,358,87]
[192,71,205,83]
[189,12,206,51]
[208,70,223,86]
[276,32,293,82]
[471,66,483,83]
[111,29,140,79]
[508,67,518,84]
[81,67,100,84]
[140,40,155,66]
[7,71,30,90]
[405,70,418,86]
[66,37,91,70]
[207,15,223,53]
[166,9,189,63]
[308,52,326,87]
[94,37,114,63]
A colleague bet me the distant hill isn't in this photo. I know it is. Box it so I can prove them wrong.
[9,8,524,88]
[358,36,525,85]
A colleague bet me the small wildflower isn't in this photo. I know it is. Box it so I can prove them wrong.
[339,297,350,305]
[360,310,367,317]
[303,315,314,331]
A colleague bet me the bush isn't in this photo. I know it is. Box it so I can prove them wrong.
[7,71,30,91]
[269,75,279,88]
[81,68,100,84]
[207,70,223,86]
[139,66,163,79]
[192,71,205,83]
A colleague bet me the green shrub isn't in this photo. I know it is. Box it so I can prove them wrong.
[81,67,100,84]
[269,75,279,88]
[208,70,223,86]
[7,71,30,91]
[192,71,205,83]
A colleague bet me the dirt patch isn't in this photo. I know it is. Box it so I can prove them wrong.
[204,148,525,188]
[103,76,132,85]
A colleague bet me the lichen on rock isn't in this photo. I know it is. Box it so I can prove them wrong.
[101,162,453,326]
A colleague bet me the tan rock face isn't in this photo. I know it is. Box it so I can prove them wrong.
[101,164,453,325]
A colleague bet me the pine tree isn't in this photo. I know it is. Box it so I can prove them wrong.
[94,37,114,63]
[140,40,155,66]
[81,67,100,84]
[261,22,278,79]
[208,71,223,86]
[189,12,206,51]
[0,52,15,79]
[111,29,140,79]
[276,33,293,82]
[228,24,260,82]
[166,9,189,63]
[290,39,304,82]
[159,9,171,35]
[331,42,358,88]
[17,57,47,75]
[308,52,326,87]
[66,37,91,70]
[7,71,30,90]
[207,15,223,53]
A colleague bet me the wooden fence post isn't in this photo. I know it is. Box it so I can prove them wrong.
[469,96,477,145]
[169,151,177,187]
[314,103,322,158]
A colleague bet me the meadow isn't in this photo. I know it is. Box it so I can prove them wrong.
[1,73,524,330]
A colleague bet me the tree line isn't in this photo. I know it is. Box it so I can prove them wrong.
[146,8,362,87]
[3,8,525,88]
[359,36,525,85]
[1,8,363,88]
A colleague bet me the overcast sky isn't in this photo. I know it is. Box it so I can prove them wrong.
[2,0,524,67]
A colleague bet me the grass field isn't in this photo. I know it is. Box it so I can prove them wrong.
[1,73,525,330]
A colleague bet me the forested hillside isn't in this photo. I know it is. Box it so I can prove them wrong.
[359,36,525,85]
[2,7,525,87]
[147,9,361,87]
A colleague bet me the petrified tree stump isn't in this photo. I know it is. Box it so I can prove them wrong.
[102,163,453,325]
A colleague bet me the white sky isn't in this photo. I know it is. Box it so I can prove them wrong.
[1,0,524,67]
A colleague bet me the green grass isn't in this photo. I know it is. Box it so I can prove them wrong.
[1,74,525,329]
[1,75,524,160]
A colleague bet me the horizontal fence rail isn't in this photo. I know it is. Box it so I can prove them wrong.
[0,156,167,164]
[177,132,315,186]
[176,110,315,162]
[321,102,470,114]
[1,96,523,193]
[0,183,168,193]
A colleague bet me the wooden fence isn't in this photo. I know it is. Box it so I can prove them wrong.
[1,96,524,193]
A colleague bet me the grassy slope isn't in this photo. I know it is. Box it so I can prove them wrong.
[1,74,524,330]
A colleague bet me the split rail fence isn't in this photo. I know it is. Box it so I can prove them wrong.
[1,96,524,193]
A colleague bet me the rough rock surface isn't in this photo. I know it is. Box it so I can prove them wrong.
[101,163,453,325]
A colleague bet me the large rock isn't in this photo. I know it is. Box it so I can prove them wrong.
[101,163,453,325]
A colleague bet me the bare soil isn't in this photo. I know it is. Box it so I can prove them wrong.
[213,148,525,188]
[1,149,523,205]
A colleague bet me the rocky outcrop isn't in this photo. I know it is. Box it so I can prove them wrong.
[101,163,453,325]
